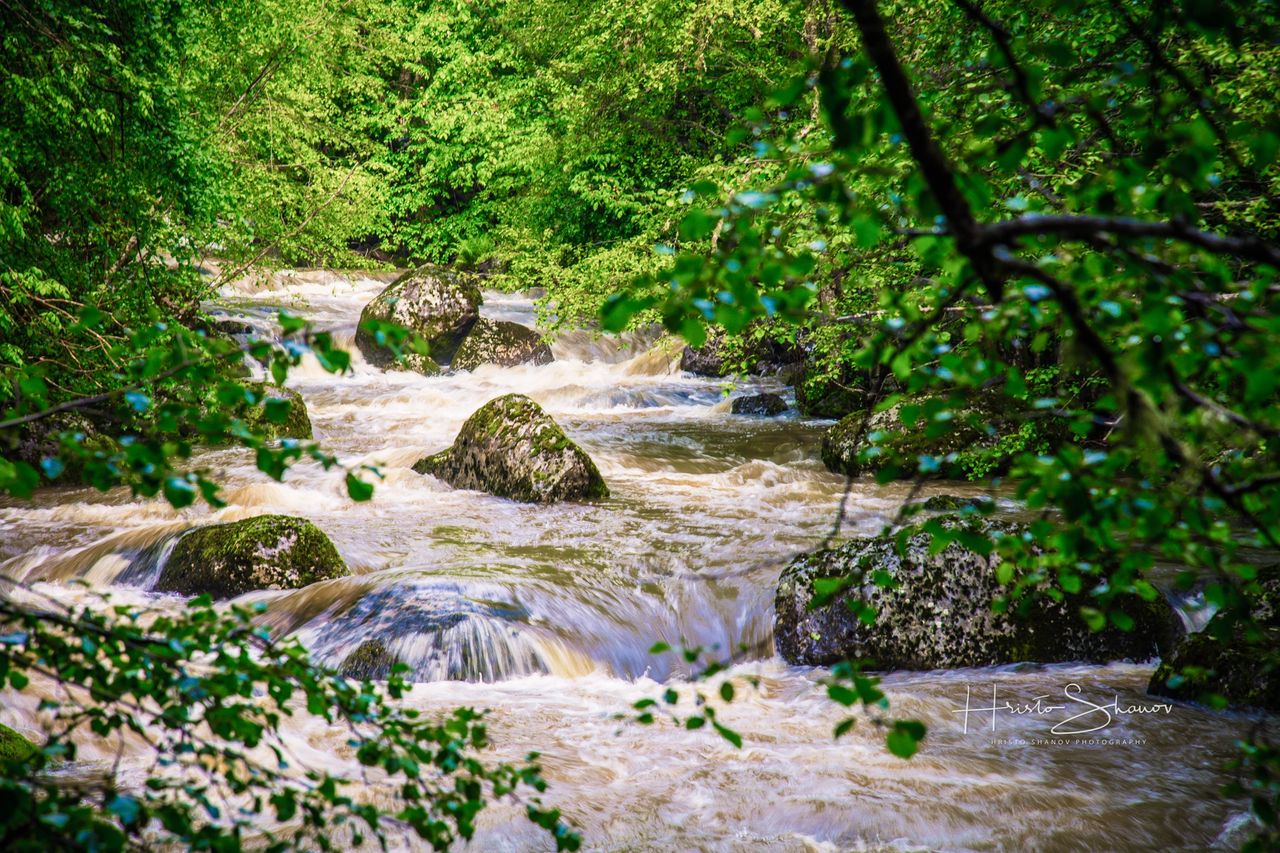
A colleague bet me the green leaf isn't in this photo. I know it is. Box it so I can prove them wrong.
[345,473,374,502]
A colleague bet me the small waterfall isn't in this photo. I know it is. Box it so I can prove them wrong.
[551,326,664,364]
[289,580,595,682]
[4,521,189,585]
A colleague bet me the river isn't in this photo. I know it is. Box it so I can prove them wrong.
[0,270,1254,851]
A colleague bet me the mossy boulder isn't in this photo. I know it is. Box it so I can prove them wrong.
[237,383,313,440]
[156,514,349,599]
[355,264,482,371]
[414,394,608,503]
[0,723,37,762]
[1149,571,1280,711]
[821,399,1006,479]
[339,639,402,681]
[913,494,995,512]
[730,393,788,416]
[774,520,1184,668]
[452,318,553,370]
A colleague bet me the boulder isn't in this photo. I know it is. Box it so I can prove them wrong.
[206,318,254,337]
[821,400,1003,479]
[1149,571,1280,711]
[414,394,608,503]
[0,723,37,762]
[355,264,482,371]
[452,318,553,370]
[7,411,105,481]
[774,520,1183,668]
[156,514,349,599]
[319,582,550,682]
[913,494,994,512]
[730,393,788,416]
[237,383,313,440]
[339,639,402,681]
[795,364,869,419]
[680,327,803,378]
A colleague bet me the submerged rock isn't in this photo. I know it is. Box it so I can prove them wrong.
[774,520,1183,668]
[452,318,553,370]
[320,582,551,683]
[205,317,254,336]
[414,394,608,503]
[1149,572,1280,711]
[0,723,36,762]
[730,393,788,417]
[355,264,482,371]
[339,639,402,681]
[156,514,348,599]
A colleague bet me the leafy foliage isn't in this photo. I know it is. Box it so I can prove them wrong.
[0,586,577,850]
[4,0,1280,845]
[600,0,1280,837]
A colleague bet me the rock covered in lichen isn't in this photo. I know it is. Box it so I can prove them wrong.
[156,514,348,599]
[0,723,37,762]
[451,318,553,370]
[414,394,608,503]
[355,264,482,371]
[238,383,313,439]
[774,520,1183,668]
[730,393,788,416]
[1148,570,1280,711]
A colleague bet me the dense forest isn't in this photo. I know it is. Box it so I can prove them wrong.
[2,0,1279,850]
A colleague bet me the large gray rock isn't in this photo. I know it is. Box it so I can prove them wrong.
[1149,570,1280,711]
[775,520,1183,668]
[452,318,553,370]
[414,394,608,503]
[156,515,348,599]
[355,265,482,371]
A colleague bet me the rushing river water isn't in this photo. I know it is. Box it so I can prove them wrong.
[0,270,1259,851]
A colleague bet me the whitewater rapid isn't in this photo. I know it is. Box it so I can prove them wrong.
[0,270,1252,851]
